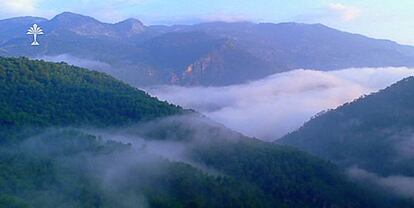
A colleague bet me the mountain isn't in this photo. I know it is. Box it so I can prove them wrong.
[0,56,405,207]
[0,16,46,46]
[0,57,181,129]
[1,12,414,86]
[278,76,414,178]
[0,56,182,143]
[114,18,146,36]
[48,12,145,37]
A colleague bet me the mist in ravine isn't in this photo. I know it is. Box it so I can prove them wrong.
[11,114,234,208]
[148,67,414,140]
[35,54,414,140]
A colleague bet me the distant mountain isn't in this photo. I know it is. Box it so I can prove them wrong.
[1,56,404,207]
[1,12,414,86]
[48,12,145,37]
[278,76,414,178]
[0,16,47,43]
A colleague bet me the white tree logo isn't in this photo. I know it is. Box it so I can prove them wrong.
[27,24,44,46]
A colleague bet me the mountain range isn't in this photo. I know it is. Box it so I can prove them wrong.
[3,9,414,208]
[1,12,414,86]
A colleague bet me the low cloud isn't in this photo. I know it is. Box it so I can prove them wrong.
[348,167,414,199]
[36,54,149,86]
[18,114,230,188]
[76,114,234,174]
[148,67,414,141]
[38,54,112,72]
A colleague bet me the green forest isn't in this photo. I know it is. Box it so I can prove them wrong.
[0,57,411,207]
[0,57,181,128]
[279,76,414,177]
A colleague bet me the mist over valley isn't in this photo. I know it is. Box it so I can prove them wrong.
[2,4,414,207]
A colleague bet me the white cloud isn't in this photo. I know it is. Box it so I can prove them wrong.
[0,0,59,19]
[328,3,361,21]
[37,54,112,72]
[4,0,36,12]
[148,68,414,141]
[1,0,37,16]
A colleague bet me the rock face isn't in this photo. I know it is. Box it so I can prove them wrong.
[2,12,414,86]
[114,18,145,36]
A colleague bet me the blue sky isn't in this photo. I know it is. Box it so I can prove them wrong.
[1,0,414,45]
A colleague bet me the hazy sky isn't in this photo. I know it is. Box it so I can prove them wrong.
[1,0,413,45]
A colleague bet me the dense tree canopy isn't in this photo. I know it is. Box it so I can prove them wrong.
[0,57,181,129]
[0,57,411,207]
[279,76,414,177]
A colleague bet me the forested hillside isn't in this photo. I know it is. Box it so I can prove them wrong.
[279,76,414,178]
[0,57,181,128]
[0,57,409,207]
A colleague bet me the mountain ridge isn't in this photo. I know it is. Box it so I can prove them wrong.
[2,12,414,86]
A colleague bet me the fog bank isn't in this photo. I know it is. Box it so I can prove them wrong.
[148,67,414,140]
[349,167,414,199]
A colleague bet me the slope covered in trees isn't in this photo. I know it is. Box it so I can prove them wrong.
[279,76,414,178]
[0,57,181,141]
[0,57,409,207]
[1,126,390,208]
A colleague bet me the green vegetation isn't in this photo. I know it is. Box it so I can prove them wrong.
[0,56,408,207]
[191,138,377,207]
[0,57,181,129]
[0,130,269,208]
[279,76,414,177]
[0,128,385,208]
